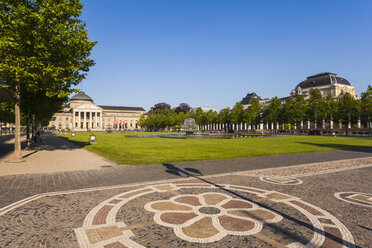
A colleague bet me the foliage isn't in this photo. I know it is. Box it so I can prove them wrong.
[360,85,372,131]
[230,102,244,125]
[244,99,261,126]
[138,87,372,132]
[153,102,171,111]
[174,103,191,114]
[307,89,325,125]
[337,92,360,135]
[0,101,14,123]
[0,0,96,156]
[262,96,281,127]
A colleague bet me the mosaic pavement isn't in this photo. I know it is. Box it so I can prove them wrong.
[0,164,371,247]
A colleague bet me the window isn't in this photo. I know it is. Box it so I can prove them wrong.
[66,117,69,121]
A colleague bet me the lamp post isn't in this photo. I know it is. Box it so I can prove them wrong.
[90,134,97,144]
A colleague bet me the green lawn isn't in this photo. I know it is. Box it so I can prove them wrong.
[56,132,372,165]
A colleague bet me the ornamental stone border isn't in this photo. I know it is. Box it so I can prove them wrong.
[334,192,372,208]
[73,183,355,247]
[259,176,303,185]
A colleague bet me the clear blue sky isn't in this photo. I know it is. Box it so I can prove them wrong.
[79,0,372,111]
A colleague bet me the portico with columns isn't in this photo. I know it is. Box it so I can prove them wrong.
[72,104,103,131]
[48,91,145,131]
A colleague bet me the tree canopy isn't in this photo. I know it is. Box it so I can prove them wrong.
[0,0,96,158]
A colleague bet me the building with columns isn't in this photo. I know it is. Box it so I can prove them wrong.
[48,91,145,131]
[241,72,356,109]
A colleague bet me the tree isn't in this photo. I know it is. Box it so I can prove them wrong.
[244,99,261,129]
[307,89,325,128]
[263,97,281,130]
[0,0,96,159]
[360,85,372,135]
[174,103,191,114]
[323,94,338,129]
[282,95,307,132]
[282,97,296,131]
[153,102,171,111]
[219,108,231,130]
[337,92,359,136]
[294,95,307,129]
[230,102,244,129]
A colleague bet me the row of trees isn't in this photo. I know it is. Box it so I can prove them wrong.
[0,0,96,159]
[139,86,372,135]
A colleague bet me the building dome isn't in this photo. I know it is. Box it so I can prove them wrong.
[295,72,351,90]
[70,91,94,102]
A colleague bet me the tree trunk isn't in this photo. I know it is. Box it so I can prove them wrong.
[26,106,31,149]
[13,79,22,159]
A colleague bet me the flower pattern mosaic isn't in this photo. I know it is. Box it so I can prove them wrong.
[144,192,282,243]
[74,183,356,248]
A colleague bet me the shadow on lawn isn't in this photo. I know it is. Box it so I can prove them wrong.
[297,142,372,153]
[162,163,359,247]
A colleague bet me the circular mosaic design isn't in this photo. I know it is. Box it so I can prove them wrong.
[74,183,355,247]
[335,192,372,208]
[259,176,303,185]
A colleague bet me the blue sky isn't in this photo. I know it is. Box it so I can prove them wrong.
[79,0,372,111]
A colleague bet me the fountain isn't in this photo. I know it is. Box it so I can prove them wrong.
[181,118,199,135]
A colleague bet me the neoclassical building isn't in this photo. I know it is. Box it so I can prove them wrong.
[241,72,356,108]
[49,91,145,131]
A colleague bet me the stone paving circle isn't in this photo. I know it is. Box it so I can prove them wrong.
[259,176,303,185]
[73,183,355,248]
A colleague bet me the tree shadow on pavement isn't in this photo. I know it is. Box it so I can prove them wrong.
[297,142,372,153]
[0,136,27,160]
[162,163,360,248]
[31,133,87,151]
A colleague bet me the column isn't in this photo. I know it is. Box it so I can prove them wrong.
[83,112,86,129]
[89,112,92,130]
[307,121,310,129]
[300,121,303,129]
[78,111,81,130]
[322,119,325,129]
[73,110,76,131]
[94,112,97,129]
[358,118,361,128]
[100,112,103,129]
[260,123,263,130]
[330,119,333,129]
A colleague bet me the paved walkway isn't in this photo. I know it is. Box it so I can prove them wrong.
[0,133,114,176]
[0,133,371,247]
[0,159,371,247]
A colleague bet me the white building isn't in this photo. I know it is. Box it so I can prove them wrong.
[48,91,145,131]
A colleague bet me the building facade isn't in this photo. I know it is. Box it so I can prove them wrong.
[241,72,356,108]
[48,91,145,131]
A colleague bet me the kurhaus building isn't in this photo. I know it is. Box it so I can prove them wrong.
[48,91,145,131]
[241,72,356,108]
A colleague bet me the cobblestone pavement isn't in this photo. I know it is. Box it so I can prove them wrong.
[0,147,371,210]
[0,159,371,247]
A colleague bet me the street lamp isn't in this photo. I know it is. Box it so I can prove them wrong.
[90,134,97,144]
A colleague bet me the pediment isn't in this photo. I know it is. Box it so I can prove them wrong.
[74,103,102,110]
